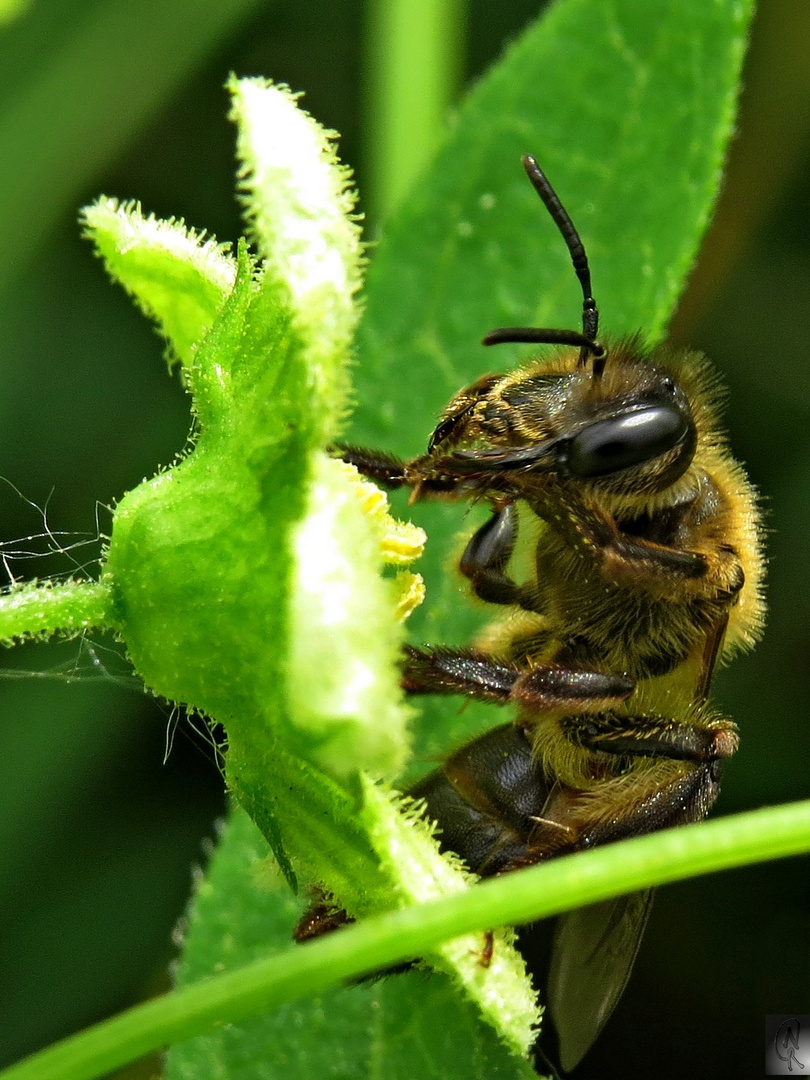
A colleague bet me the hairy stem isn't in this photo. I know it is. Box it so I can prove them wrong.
[0,581,112,643]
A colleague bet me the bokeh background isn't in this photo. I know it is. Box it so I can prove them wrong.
[0,1,807,1078]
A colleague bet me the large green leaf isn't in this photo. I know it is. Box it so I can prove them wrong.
[167,0,753,1076]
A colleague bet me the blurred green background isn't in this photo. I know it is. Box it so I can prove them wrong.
[0,2,807,1078]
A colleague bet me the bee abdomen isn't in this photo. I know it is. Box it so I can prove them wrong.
[408,723,553,875]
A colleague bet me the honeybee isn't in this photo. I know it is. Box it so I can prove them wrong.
[314,155,765,1071]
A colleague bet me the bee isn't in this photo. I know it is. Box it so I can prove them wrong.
[311,155,765,1070]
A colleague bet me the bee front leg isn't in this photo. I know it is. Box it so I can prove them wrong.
[331,443,475,497]
[530,483,744,600]
[330,444,410,488]
[459,502,528,606]
[402,645,633,711]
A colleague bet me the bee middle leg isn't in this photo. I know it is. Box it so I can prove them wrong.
[403,645,633,712]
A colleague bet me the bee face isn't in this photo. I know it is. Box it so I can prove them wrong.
[436,347,698,498]
[553,357,698,495]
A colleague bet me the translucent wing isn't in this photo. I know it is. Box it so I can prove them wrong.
[548,888,654,1072]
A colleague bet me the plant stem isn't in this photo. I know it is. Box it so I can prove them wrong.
[4,798,810,1080]
[0,581,111,642]
[363,0,465,225]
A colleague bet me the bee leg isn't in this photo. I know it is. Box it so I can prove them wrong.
[478,930,495,968]
[402,645,633,710]
[331,442,476,498]
[293,900,417,976]
[459,502,536,607]
[503,711,738,869]
[330,443,409,488]
[562,711,739,763]
[531,483,745,599]
[533,756,726,857]
[293,896,353,942]
[597,534,745,600]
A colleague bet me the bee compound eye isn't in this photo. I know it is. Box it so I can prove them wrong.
[567,406,691,478]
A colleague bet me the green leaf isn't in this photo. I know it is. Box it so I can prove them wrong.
[229,77,363,442]
[166,809,539,1080]
[359,778,540,1054]
[80,199,236,367]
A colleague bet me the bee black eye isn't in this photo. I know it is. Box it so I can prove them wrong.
[566,406,691,478]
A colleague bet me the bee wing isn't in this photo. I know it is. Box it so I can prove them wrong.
[696,611,730,701]
[548,888,654,1072]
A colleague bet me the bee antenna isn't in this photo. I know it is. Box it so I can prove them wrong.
[482,154,606,374]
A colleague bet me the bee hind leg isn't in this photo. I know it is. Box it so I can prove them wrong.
[535,755,727,858]
[563,710,739,763]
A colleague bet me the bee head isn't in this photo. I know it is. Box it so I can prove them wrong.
[436,347,697,497]
[431,156,698,497]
